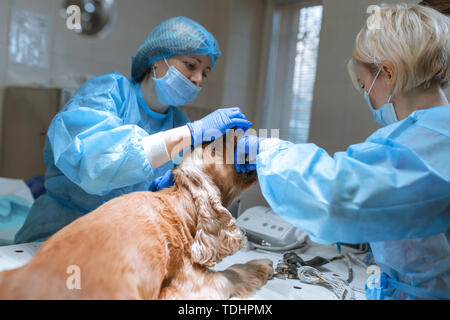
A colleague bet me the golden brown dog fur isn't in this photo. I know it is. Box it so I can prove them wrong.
[0,138,273,299]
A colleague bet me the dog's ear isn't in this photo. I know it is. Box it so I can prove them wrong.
[232,128,245,148]
[174,164,246,267]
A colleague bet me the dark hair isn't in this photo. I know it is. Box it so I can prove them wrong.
[419,0,450,15]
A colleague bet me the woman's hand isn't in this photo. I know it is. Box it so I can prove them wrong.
[149,170,175,192]
[187,107,252,147]
[234,135,265,173]
[143,108,252,173]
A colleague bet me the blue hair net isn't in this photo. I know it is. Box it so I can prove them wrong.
[131,16,221,81]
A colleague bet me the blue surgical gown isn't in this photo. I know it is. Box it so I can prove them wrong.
[14,71,190,243]
[257,105,450,299]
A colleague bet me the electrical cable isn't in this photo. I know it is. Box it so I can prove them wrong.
[297,265,355,300]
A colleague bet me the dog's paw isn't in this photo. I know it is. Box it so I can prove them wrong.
[246,259,274,281]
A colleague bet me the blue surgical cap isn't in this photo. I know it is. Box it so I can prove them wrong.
[131,16,221,82]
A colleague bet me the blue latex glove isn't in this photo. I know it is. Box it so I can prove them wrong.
[149,170,175,192]
[234,135,265,173]
[187,107,252,147]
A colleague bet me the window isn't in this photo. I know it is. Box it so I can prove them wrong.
[289,5,323,143]
[260,1,323,143]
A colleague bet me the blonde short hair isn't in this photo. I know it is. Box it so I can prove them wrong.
[348,3,450,96]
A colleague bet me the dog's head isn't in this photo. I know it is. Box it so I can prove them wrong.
[174,130,258,207]
[201,132,258,208]
[173,131,257,267]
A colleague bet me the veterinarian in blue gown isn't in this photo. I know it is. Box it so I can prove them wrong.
[15,16,252,244]
[236,4,450,300]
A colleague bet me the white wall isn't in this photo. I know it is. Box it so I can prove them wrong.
[220,0,266,123]
[0,0,10,159]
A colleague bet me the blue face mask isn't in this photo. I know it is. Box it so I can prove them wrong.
[152,58,201,107]
[364,68,398,126]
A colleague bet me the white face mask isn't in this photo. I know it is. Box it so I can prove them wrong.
[364,68,398,126]
[140,72,169,114]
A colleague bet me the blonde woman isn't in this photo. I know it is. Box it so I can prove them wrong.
[235,4,449,299]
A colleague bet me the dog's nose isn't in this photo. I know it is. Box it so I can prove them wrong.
[239,170,258,184]
[244,170,256,178]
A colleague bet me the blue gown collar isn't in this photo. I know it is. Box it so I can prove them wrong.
[133,80,171,120]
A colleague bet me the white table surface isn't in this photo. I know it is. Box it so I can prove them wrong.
[0,241,370,300]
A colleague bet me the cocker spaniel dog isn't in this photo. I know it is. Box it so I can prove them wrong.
[0,136,273,299]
